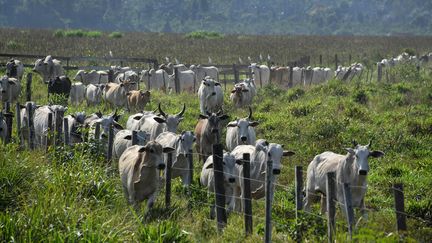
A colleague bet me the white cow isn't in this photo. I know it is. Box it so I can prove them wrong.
[230,80,255,108]
[74,70,108,84]
[102,83,129,109]
[231,139,295,211]
[250,63,270,87]
[140,69,169,91]
[197,77,223,114]
[63,112,86,145]
[190,65,219,82]
[69,82,86,105]
[0,113,8,142]
[113,129,150,159]
[304,141,384,220]
[0,76,21,103]
[200,152,240,216]
[85,84,104,106]
[226,108,259,151]
[119,143,174,209]
[155,131,195,186]
[33,105,66,148]
[290,67,304,87]
[33,56,64,82]
[19,101,38,144]
[168,69,196,92]
[6,59,24,81]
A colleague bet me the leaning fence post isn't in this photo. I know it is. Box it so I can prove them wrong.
[54,110,64,147]
[242,153,253,236]
[15,103,22,146]
[223,70,227,92]
[165,152,173,208]
[187,149,193,187]
[108,69,114,83]
[106,124,114,161]
[343,183,354,240]
[131,130,138,145]
[265,159,273,243]
[26,102,35,150]
[47,113,53,152]
[213,143,227,232]
[393,183,407,232]
[63,117,69,146]
[295,166,303,242]
[26,73,32,102]
[320,55,323,66]
[326,172,336,243]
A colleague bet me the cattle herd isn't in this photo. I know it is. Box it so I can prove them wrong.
[3,51,430,222]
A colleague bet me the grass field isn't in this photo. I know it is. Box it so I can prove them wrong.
[1,28,432,242]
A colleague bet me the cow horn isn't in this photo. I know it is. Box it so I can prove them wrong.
[216,109,223,116]
[367,139,372,148]
[158,103,167,118]
[248,106,253,120]
[177,103,186,117]
[352,140,358,147]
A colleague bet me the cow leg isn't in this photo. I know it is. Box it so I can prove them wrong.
[355,198,368,228]
[210,203,216,219]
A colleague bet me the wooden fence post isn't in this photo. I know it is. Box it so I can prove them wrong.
[147,71,151,91]
[15,103,22,146]
[26,102,35,150]
[289,66,294,88]
[233,64,239,84]
[47,113,53,152]
[393,183,407,232]
[223,70,227,92]
[3,102,12,144]
[26,73,32,102]
[295,166,303,242]
[106,124,114,161]
[343,183,354,240]
[94,122,101,141]
[187,149,193,187]
[349,54,352,65]
[63,117,69,146]
[131,130,138,145]
[108,70,114,83]
[55,110,64,147]
[174,67,180,94]
[213,143,227,232]
[320,55,323,66]
[242,153,253,236]
[165,152,173,208]
[326,172,336,243]
[335,54,339,71]
[265,159,273,243]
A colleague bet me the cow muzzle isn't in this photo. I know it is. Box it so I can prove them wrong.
[228,178,235,183]
[211,128,219,134]
[240,136,247,142]
[158,164,166,170]
[211,92,216,96]
[1,90,5,94]
[273,169,281,175]
[359,170,368,176]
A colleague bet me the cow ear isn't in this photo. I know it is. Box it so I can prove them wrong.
[205,162,214,169]
[242,89,249,92]
[8,80,15,85]
[113,122,123,130]
[218,114,229,120]
[132,156,144,184]
[123,135,132,140]
[153,116,166,123]
[344,148,355,155]
[369,150,384,158]
[215,82,221,86]
[226,122,237,127]
[120,83,124,87]
[235,159,243,165]
[126,92,131,96]
[20,105,25,109]
[138,146,147,153]
[133,115,143,120]
[163,147,175,153]
[249,121,259,127]
[199,114,208,119]
[283,150,295,157]
[231,89,236,93]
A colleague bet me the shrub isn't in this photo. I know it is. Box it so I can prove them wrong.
[353,89,368,104]
[65,29,85,37]
[85,31,102,38]
[402,48,416,56]
[5,40,22,50]
[109,32,123,38]
[53,29,65,37]
[185,31,224,39]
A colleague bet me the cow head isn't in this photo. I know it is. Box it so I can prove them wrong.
[255,139,295,175]
[199,110,229,143]
[153,103,186,132]
[231,83,249,94]
[176,131,195,156]
[201,77,220,98]
[6,60,17,78]
[0,76,14,95]
[123,130,150,146]
[345,140,384,176]
[135,141,175,177]
[204,152,241,184]
[74,70,86,81]
[96,114,123,140]
[227,107,259,145]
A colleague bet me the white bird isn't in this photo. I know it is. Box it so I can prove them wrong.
[239,57,243,64]
[259,53,263,61]
[267,54,271,61]
[109,50,113,58]
[208,57,212,64]
[175,58,180,64]
[248,56,252,62]
[165,57,170,63]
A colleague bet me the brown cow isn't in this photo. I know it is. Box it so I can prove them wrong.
[126,90,151,112]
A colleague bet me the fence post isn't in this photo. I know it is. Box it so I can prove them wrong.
[223,70,227,92]
[63,117,69,146]
[295,166,303,242]
[174,67,180,94]
[47,112,53,152]
[242,153,252,236]
[320,55,323,66]
[106,124,114,161]
[26,73,32,102]
[343,183,354,240]
[259,68,262,88]
[213,143,227,232]
[108,69,114,83]
[289,66,294,88]
[232,64,238,84]
[147,71,151,90]
[326,172,336,243]
[187,149,193,187]
[393,183,407,232]
[131,130,138,145]
[165,152,173,208]
[265,158,273,243]
[15,103,22,146]
[4,102,12,144]
[55,110,64,147]
[349,54,352,65]
[26,102,35,150]
[94,122,101,141]
[335,54,338,71]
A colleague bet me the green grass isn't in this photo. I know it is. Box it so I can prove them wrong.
[185,31,224,39]
[108,31,123,39]
[53,29,103,38]
[1,63,432,241]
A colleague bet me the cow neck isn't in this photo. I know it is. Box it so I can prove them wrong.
[339,152,366,187]
[203,120,219,144]
[139,152,158,169]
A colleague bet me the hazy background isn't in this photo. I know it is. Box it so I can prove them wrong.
[0,0,431,35]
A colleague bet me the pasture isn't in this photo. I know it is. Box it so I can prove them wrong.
[1,28,432,242]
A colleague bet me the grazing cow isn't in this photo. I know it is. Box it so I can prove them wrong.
[19,101,38,144]
[162,63,189,74]
[128,103,186,140]
[126,90,151,112]
[270,66,289,85]
[69,82,86,105]
[0,76,21,103]
[155,131,196,186]
[304,141,384,220]
[6,59,24,80]
[231,139,295,211]
[63,112,86,145]
[0,113,8,142]
[225,108,259,151]
[230,80,255,108]
[115,70,139,90]
[125,111,155,131]
[249,63,270,87]
[85,84,104,106]
[74,70,108,84]
[140,69,169,91]
[87,112,124,141]
[119,143,174,209]
[33,56,64,82]
[194,111,229,163]
[33,105,66,148]
[47,76,72,98]
[168,69,196,92]
[197,77,223,114]
[200,152,241,217]
[190,65,219,82]
[113,129,150,159]
[102,83,129,109]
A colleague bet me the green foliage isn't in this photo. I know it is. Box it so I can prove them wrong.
[353,89,368,104]
[138,220,189,242]
[109,32,123,38]
[402,48,416,56]
[5,40,22,50]
[185,31,224,39]
[48,93,68,106]
[53,29,102,38]
[53,29,65,37]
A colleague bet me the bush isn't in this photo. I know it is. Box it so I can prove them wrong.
[185,31,224,39]
[53,29,65,37]
[5,40,22,50]
[85,31,102,38]
[353,89,368,104]
[65,29,85,37]
[109,32,123,38]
